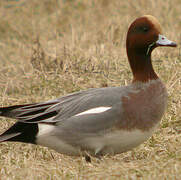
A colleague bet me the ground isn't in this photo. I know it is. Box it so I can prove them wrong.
[0,0,180,179]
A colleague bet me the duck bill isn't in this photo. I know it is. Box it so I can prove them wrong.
[156,34,177,47]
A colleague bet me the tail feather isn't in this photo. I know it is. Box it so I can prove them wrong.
[0,103,57,144]
[0,104,34,117]
[0,122,38,144]
[0,102,58,123]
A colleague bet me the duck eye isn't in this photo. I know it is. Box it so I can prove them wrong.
[142,27,149,32]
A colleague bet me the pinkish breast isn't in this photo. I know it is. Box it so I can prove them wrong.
[120,79,167,131]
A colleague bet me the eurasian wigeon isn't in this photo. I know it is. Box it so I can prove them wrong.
[0,15,177,161]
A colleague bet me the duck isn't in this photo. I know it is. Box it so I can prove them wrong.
[0,15,177,161]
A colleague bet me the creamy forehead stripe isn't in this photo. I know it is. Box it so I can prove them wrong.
[75,107,111,116]
[143,15,162,33]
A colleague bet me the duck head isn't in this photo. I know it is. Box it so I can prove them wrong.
[126,15,177,82]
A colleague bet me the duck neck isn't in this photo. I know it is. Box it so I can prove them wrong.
[127,48,158,83]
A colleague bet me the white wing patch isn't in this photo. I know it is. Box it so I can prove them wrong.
[75,107,111,117]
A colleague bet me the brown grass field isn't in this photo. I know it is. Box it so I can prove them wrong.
[0,0,180,179]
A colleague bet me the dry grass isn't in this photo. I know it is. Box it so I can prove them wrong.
[0,0,180,179]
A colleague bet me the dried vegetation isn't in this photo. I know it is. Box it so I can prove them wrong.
[0,0,181,179]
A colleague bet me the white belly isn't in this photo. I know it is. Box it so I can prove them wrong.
[93,127,157,155]
[36,124,158,156]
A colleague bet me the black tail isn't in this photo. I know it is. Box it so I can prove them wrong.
[0,102,59,144]
[0,104,35,118]
[0,102,58,123]
[0,122,38,144]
